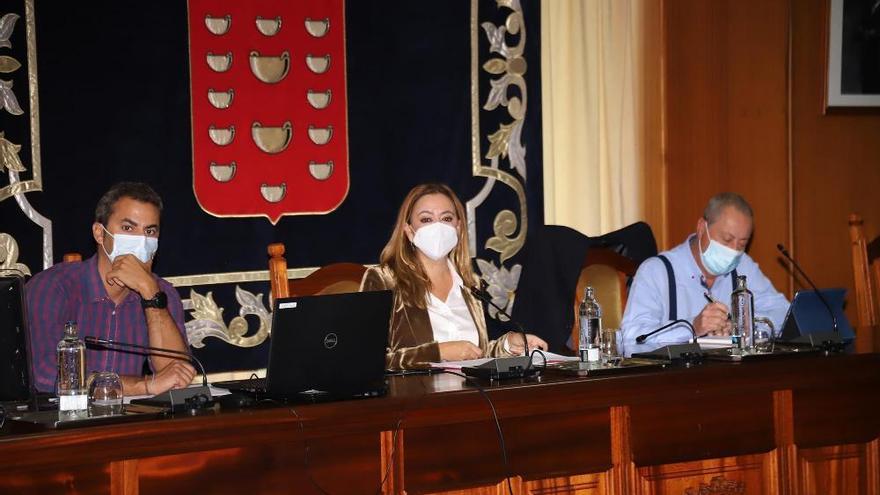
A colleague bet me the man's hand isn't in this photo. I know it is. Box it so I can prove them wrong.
[505,332,549,356]
[105,254,159,299]
[439,341,484,361]
[693,302,732,336]
[148,361,197,395]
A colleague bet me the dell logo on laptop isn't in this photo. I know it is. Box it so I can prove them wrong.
[323,333,338,349]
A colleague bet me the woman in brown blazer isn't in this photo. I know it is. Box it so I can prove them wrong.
[361,183,546,369]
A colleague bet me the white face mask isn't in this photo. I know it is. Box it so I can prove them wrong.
[101,225,159,263]
[412,222,458,261]
[698,223,743,276]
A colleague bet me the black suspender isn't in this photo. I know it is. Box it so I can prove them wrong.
[657,254,739,322]
[657,255,677,321]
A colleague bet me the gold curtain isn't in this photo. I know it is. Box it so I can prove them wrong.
[541,0,662,241]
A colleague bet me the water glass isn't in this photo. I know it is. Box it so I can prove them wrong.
[752,317,776,353]
[601,328,620,362]
[88,371,124,416]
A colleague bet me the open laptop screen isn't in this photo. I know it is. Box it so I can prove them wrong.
[781,288,855,341]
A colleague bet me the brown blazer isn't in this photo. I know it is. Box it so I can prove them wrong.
[360,265,512,369]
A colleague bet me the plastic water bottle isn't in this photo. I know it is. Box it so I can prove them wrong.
[57,321,87,418]
[731,276,754,352]
[578,287,602,362]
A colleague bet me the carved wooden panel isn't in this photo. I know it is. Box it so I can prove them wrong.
[137,433,382,495]
[403,409,611,493]
[798,443,876,495]
[0,464,112,495]
[629,391,775,467]
[636,454,773,495]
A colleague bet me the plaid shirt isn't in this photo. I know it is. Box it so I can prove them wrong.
[25,254,187,392]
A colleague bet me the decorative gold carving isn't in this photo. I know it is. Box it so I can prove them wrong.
[165,266,321,288]
[0,132,25,172]
[260,183,286,202]
[308,160,333,180]
[249,50,289,83]
[307,125,332,145]
[255,16,281,36]
[209,162,236,182]
[0,232,30,276]
[475,259,521,321]
[251,121,292,153]
[0,55,20,73]
[466,0,529,265]
[207,88,233,109]
[0,0,43,202]
[307,89,331,109]
[0,79,23,115]
[206,51,232,72]
[184,286,271,348]
[0,13,20,49]
[204,15,231,36]
[684,476,746,495]
[305,54,330,74]
[304,17,329,38]
[208,125,235,146]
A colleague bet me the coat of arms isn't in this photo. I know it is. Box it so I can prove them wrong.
[188,1,349,223]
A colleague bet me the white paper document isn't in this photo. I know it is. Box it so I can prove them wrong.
[430,351,579,370]
[697,336,733,348]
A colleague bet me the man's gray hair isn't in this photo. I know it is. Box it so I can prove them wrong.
[703,192,753,224]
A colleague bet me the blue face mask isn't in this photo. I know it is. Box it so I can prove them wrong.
[698,223,743,276]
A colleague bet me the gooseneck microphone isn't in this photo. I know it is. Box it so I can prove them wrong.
[469,282,531,357]
[776,244,839,335]
[85,336,212,410]
[635,319,698,344]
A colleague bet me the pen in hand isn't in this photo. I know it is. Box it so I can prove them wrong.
[703,292,732,320]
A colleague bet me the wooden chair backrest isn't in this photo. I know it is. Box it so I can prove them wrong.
[268,243,367,302]
[849,214,880,330]
[570,248,638,349]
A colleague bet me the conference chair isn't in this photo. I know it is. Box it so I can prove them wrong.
[849,213,879,352]
[267,243,367,301]
[62,253,82,262]
[569,248,638,350]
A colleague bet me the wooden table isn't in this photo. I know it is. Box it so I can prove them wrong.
[1,352,878,494]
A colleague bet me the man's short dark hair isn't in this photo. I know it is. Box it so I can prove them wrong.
[94,182,163,226]
[703,192,753,224]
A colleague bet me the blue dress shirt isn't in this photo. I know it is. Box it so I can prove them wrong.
[620,235,790,346]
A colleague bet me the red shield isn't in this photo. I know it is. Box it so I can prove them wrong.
[188,1,348,223]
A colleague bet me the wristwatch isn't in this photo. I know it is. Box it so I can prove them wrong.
[141,290,168,310]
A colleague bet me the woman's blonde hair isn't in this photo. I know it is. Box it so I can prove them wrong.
[380,183,475,310]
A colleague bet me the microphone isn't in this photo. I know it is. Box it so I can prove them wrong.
[635,319,698,344]
[776,244,841,344]
[85,336,212,410]
[630,319,703,362]
[469,282,531,357]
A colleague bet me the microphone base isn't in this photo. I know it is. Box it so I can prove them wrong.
[631,343,703,362]
[781,331,847,353]
[462,356,540,381]
[130,385,214,412]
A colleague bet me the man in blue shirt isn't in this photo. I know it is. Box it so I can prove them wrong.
[620,193,789,346]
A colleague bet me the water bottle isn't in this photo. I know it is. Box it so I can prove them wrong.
[578,287,602,362]
[57,321,87,418]
[731,276,754,352]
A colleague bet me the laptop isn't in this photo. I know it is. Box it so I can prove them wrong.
[0,275,36,411]
[780,288,855,343]
[217,290,392,401]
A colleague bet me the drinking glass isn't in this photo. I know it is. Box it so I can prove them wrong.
[88,371,123,416]
[752,317,776,353]
[601,328,620,363]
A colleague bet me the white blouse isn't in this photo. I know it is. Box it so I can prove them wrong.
[426,261,480,346]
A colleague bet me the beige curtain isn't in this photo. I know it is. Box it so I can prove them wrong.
[541,0,655,238]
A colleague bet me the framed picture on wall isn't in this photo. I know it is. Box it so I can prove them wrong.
[826,0,880,107]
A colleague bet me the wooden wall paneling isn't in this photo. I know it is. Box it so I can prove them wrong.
[790,0,880,326]
[773,390,797,495]
[798,444,872,495]
[662,0,790,292]
[111,460,139,495]
[641,0,667,249]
